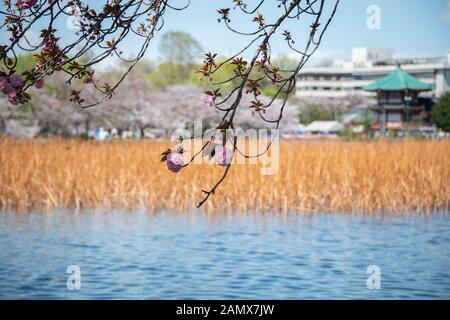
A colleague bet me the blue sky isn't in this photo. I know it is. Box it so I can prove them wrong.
[1,0,450,66]
[156,0,450,63]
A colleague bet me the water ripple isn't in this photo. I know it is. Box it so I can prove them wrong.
[0,211,449,299]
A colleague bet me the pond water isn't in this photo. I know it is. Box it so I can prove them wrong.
[0,211,449,299]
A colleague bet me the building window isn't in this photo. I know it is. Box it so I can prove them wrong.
[387,92,402,104]
[388,112,401,122]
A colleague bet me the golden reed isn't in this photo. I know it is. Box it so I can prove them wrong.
[0,138,449,214]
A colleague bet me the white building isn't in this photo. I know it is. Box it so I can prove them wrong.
[352,47,393,67]
[296,48,450,98]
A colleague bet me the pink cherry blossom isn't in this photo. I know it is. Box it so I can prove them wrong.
[43,40,59,53]
[4,83,15,95]
[7,90,18,105]
[84,71,96,84]
[34,78,45,89]
[16,0,37,10]
[166,152,184,173]
[202,94,215,107]
[55,58,64,71]
[215,145,233,166]
[42,38,61,55]
[0,76,8,92]
[9,74,24,89]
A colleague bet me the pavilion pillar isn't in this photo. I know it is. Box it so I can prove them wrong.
[380,107,386,137]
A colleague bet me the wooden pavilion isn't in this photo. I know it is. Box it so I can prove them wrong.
[363,67,434,135]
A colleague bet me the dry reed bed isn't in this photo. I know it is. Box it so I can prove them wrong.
[0,138,449,214]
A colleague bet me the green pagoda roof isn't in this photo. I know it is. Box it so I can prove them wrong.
[363,67,434,92]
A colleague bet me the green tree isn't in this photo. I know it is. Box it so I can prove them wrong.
[1,53,37,74]
[362,109,374,132]
[432,93,450,132]
[190,59,239,93]
[271,55,297,72]
[261,55,297,98]
[159,31,203,65]
[157,31,203,85]
[147,62,187,88]
[299,104,334,125]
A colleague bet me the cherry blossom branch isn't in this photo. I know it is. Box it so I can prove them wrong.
[162,0,340,208]
[1,0,187,106]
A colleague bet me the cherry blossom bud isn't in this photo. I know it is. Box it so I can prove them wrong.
[55,59,64,71]
[84,71,96,84]
[34,78,45,89]
[7,90,18,105]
